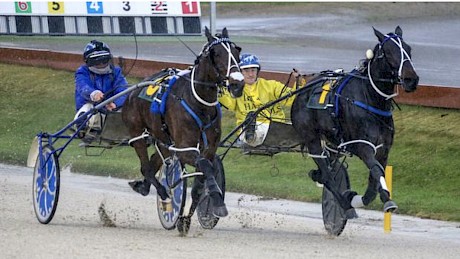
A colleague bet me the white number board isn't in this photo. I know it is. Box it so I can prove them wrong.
[0,1,201,16]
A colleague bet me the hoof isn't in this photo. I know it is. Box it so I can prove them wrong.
[213,204,228,218]
[345,208,359,219]
[156,186,170,201]
[177,216,191,237]
[209,192,228,218]
[384,200,398,213]
[129,180,150,196]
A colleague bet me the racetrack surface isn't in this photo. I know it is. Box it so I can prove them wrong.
[1,163,459,259]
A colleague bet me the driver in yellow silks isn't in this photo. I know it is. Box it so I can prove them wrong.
[219,53,304,147]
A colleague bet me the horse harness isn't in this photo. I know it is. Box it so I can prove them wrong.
[332,32,415,120]
[307,68,397,157]
[317,31,416,155]
[164,36,240,150]
[132,36,240,154]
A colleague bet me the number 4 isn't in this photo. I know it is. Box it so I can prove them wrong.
[90,1,100,12]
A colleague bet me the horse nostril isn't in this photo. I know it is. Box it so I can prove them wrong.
[229,84,244,98]
[403,78,418,92]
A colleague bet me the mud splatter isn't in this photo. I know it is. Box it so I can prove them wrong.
[98,202,116,227]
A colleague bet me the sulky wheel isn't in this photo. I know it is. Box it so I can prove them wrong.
[197,155,226,229]
[32,145,60,224]
[322,163,355,236]
[156,155,187,230]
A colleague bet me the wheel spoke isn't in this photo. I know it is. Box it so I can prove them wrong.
[33,146,60,224]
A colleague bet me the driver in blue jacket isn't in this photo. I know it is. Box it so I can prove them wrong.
[74,40,128,137]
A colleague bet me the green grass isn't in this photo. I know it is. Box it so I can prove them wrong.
[1,63,459,222]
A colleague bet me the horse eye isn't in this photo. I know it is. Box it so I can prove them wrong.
[405,45,412,55]
[388,54,402,68]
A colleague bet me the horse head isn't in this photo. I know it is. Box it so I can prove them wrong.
[372,26,419,93]
[201,27,245,98]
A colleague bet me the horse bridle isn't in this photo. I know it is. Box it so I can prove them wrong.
[190,37,242,107]
[368,33,416,100]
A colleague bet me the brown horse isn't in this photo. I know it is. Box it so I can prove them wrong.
[122,27,244,218]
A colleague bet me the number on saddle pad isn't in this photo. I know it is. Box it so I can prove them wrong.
[138,69,176,102]
[306,79,336,110]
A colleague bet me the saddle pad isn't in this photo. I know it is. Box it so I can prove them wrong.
[138,68,190,103]
[307,80,335,109]
[138,84,161,102]
[138,73,170,102]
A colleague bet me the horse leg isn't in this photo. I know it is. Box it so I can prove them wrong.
[357,150,398,212]
[195,157,228,218]
[128,139,152,195]
[128,140,168,200]
[188,176,205,217]
[307,142,353,211]
[361,174,378,206]
[147,152,169,200]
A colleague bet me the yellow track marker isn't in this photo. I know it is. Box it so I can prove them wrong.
[384,166,393,233]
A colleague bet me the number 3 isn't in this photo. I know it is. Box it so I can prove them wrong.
[122,1,131,11]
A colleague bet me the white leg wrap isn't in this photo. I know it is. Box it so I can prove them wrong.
[380,176,389,191]
[351,195,364,208]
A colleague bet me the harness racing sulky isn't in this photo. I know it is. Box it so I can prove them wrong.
[219,26,419,236]
[27,27,245,236]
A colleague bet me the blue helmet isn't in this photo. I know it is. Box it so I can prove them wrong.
[83,40,112,67]
[239,53,260,70]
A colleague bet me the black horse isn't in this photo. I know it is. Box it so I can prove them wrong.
[122,27,244,218]
[291,26,419,214]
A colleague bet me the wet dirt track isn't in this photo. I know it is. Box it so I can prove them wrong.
[1,164,459,259]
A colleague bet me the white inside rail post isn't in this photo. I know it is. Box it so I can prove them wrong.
[384,165,393,233]
[210,2,216,35]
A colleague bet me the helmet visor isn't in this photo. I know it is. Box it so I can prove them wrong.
[86,51,111,67]
[240,64,260,70]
